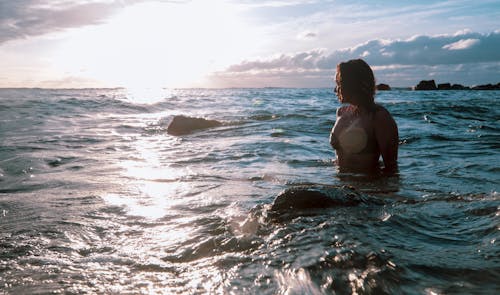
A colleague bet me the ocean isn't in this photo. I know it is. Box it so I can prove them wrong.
[0,87,498,294]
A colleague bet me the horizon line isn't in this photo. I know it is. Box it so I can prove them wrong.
[2,81,499,91]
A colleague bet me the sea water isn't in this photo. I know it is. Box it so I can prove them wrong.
[0,88,498,294]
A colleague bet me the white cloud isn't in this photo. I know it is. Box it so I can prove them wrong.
[0,0,123,44]
[212,31,500,87]
[0,0,194,45]
[453,29,473,36]
[297,31,317,40]
[221,31,500,71]
[226,49,326,72]
[235,0,321,8]
[442,38,480,50]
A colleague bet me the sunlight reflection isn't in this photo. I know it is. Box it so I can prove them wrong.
[120,135,181,181]
[124,87,173,105]
[120,160,183,181]
[150,217,200,247]
[103,178,188,219]
[185,265,225,294]
[275,268,321,295]
[103,193,164,219]
[108,130,188,219]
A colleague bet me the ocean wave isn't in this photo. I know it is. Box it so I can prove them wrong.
[1,88,499,294]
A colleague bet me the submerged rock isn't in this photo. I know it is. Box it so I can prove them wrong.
[270,186,362,211]
[167,115,222,135]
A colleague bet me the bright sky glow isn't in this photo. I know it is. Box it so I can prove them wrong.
[0,0,499,88]
[50,1,261,88]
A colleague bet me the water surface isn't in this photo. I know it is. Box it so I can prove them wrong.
[0,88,499,294]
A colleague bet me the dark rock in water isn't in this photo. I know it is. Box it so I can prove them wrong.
[167,115,222,135]
[437,83,451,90]
[415,80,437,90]
[376,83,391,91]
[451,84,470,90]
[472,83,500,90]
[270,186,362,211]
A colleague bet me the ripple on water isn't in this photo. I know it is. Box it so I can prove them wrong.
[1,88,499,294]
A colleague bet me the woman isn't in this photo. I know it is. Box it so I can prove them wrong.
[330,59,398,174]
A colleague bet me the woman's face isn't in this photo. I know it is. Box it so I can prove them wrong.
[335,70,357,105]
[335,71,346,103]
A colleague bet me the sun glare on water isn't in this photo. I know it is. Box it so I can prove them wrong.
[104,135,188,220]
[53,1,260,91]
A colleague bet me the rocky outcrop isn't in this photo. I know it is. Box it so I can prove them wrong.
[167,115,222,135]
[413,81,500,90]
[471,83,500,90]
[450,84,470,90]
[376,83,391,91]
[437,83,451,90]
[415,80,437,90]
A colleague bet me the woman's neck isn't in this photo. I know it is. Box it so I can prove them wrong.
[350,102,376,114]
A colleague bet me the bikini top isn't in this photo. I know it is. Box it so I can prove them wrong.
[330,108,379,155]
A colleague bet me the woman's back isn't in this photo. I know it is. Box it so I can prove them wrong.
[331,59,398,174]
[330,105,381,172]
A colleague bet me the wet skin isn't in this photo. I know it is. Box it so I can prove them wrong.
[331,74,398,174]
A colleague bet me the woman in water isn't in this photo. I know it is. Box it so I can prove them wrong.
[330,59,399,174]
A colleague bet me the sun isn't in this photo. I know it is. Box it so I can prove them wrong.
[51,1,261,89]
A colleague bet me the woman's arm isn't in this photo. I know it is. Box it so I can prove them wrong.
[374,107,399,174]
[330,106,348,148]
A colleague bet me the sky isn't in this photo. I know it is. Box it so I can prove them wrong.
[0,0,499,88]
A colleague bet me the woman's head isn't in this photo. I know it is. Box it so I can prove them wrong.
[335,59,376,109]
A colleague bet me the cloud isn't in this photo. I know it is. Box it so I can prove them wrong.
[225,31,500,72]
[297,31,317,40]
[226,49,326,72]
[323,31,499,66]
[0,0,140,44]
[234,0,324,9]
[213,31,500,87]
[38,76,109,89]
[442,38,480,50]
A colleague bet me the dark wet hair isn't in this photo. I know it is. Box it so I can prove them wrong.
[336,59,376,110]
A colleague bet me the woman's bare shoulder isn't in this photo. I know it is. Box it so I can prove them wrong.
[374,104,389,112]
[336,105,351,116]
[374,104,397,128]
[374,104,393,118]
